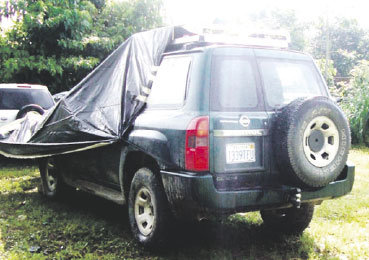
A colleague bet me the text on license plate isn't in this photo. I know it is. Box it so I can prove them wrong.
[226,143,256,164]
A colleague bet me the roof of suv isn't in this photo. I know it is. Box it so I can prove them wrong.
[0,83,49,90]
[164,43,310,61]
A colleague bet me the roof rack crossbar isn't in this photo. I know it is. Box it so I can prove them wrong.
[169,26,291,51]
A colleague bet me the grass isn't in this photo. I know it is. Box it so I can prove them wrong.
[0,147,368,259]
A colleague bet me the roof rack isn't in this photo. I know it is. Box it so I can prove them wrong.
[169,25,291,51]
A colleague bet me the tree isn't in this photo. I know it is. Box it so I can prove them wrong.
[270,9,308,51]
[315,58,337,88]
[311,17,369,78]
[0,0,163,94]
[339,60,369,144]
[248,9,309,51]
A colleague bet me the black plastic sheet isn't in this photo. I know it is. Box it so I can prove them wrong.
[0,26,191,158]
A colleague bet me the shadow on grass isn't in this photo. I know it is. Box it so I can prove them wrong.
[0,178,320,259]
[0,156,37,168]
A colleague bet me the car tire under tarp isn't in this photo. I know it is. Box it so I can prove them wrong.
[39,157,72,198]
[16,104,44,119]
[273,96,350,188]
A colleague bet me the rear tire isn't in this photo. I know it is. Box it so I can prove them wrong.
[260,203,314,235]
[39,157,71,198]
[128,167,172,247]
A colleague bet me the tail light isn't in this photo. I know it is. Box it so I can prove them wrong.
[185,116,209,171]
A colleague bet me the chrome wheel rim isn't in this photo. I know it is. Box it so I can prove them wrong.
[303,116,339,167]
[46,160,57,192]
[134,187,155,236]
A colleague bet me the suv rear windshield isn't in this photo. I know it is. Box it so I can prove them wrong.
[211,55,325,111]
[0,88,54,110]
[211,56,259,111]
[258,59,325,108]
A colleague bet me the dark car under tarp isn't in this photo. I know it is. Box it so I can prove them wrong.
[0,26,193,158]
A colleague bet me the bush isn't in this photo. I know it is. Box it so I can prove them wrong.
[340,60,369,144]
[0,0,163,94]
[315,59,337,88]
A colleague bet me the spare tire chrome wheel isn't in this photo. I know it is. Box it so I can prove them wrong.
[273,96,351,188]
[303,116,339,167]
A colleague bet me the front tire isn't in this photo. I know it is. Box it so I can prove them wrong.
[260,203,314,235]
[128,168,171,247]
[39,157,71,198]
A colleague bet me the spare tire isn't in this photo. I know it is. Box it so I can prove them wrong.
[16,104,45,119]
[273,96,350,188]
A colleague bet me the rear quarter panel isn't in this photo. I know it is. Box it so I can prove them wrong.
[0,110,18,127]
[128,51,210,170]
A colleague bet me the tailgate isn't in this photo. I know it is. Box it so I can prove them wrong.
[209,48,270,189]
[211,112,268,174]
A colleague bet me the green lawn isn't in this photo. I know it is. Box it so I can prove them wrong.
[0,147,368,259]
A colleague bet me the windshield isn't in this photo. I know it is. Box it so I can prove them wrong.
[0,88,54,110]
[258,59,325,108]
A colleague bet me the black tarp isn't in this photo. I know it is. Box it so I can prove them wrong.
[0,26,192,158]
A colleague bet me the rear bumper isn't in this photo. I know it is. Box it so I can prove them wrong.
[161,163,355,219]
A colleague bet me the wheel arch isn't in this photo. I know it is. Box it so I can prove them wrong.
[119,148,163,200]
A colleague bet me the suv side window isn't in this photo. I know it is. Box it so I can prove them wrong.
[147,55,191,108]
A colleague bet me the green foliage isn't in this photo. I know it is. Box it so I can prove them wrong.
[340,60,369,144]
[269,9,308,51]
[93,0,163,57]
[248,9,308,51]
[333,49,359,78]
[0,0,163,94]
[315,59,337,87]
[312,17,369,78]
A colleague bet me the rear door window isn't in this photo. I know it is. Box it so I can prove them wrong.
[211,56,260,111]
[147,55,191,108]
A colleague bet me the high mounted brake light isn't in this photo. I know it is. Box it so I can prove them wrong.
[185,116,209,171]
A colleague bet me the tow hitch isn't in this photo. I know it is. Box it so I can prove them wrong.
[288,188,302,208]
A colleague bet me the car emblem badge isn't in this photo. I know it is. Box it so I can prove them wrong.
[239,116,250,128]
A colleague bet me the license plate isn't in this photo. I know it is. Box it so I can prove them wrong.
[226,143,256,164]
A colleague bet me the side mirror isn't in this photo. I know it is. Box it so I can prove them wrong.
[335,97,342,103]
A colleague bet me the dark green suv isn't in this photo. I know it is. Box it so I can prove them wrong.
[39,41,354,246]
